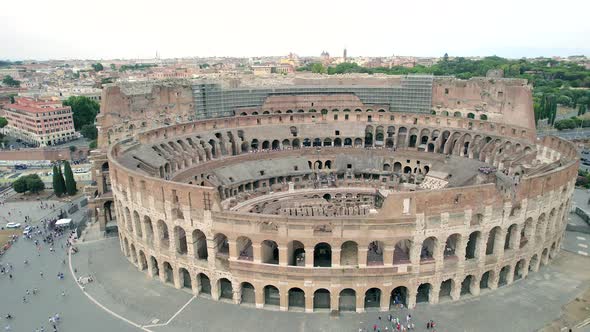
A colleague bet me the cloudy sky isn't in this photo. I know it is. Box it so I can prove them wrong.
[1,0,589,60]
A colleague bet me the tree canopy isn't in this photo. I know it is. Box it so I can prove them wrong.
[63,161,77,195]
[0,117,7,128]
[2,75,20,87]
[62,96,100,130]
[91,63,104,72]
[13,174,45,194]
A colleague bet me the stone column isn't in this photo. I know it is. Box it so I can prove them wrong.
[279,288,288,312]
[211,279,220,300]
[253,243,262,264]
[279,246,288,267]
[305,293,314,313]
[384,246,394,266]
[506,266,515,285]
[356,292,365,313]
[233,288,241,305]
[456,236,467,265]
[380,291,389,311]
[146,255,154,278]
[450,280,461,301]
[305,249,314,267]
[331,293,339,312]
[332,248,341,268]
[191,274,199,295]
[494,229,507,259]
[359,248,368,268]
[186,232,195,259]
[471,276,481,296]
[430,282,440,305]
[206,239,217,268]
[510,225,521,250]
[489,270,500,290]
[477,231,489,264]
[407,287,417,309]
[228,240,238,261]
[173,267,181,289]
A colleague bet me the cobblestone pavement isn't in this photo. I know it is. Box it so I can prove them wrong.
[2,199,590,332]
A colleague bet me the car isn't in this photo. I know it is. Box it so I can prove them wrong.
[23,226,32,235]
[5,222,21,229]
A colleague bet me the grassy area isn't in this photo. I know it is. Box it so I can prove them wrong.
[0,229,19,249]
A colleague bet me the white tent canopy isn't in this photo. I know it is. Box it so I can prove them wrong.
[55,219,72,227]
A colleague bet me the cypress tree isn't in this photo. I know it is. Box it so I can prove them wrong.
[56,165,67,196]
[52,165,63,196]
[63,161,77,195]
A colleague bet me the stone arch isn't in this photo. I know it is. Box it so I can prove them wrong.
[505,224,518,250]
[133,211,142,238]
[288,288,305,311]
[364,288,382,310]
[264,285,280,307]
[288,240,305,266]
[390,286,408,308]
[124,207,132,232]
[339,288,357,312]
[174,226,188,255]
[157,220,170,250]
[314,242,332,267]
[218,278,233,300]
[498,265,511,287]
[367,241,384,265]
[486,226,502,255]
[143,216,154,245]
[460,275,476,297]
[444,233,461,259]
[162,261,173,284]
[192,229,208,260]
[129,243,137,264]
[150,256,159,277]
[179,267,192,290]
[439,278,455,302]
[416,283,431,303]
[421,236,438,261]
[237,236,253,261]
[393,239,411,264]
[514,259,526,280]
[465,231,481,260]
[480,270,494,290]
[261,239,279,264]
[138,250,147,271]
[340,241,358,266]
[313,289,331,311]
[214,233,229,256]
[241,282,255,305]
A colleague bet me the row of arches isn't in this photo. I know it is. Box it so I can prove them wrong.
[121,237,560,311]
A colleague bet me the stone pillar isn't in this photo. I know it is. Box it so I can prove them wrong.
[169,227,178,255]
[191,274,199,295]
[279,288,288,311]
[279,246,288,267]
[331,293,339,312]
[211,279,220,300]
[359,248,368,268]
[410,241,421,267]
[384,246,394,266]
[477,231,489,264]
[380,291,389,311]
[356,292,365,313]
[450,280,461,301]
[255,286,264,308]
[233,288,241,305]
[305,293,314,313]
[495,229,507,259]
[253,243,262,264]
[186,232,195,259]
[506,266,515,285]
[456,236,467,265]
[146,255,154,278]
[173,267,181,289]
[228,240,238,261]
[430,283,440,305]
[305,249,314,267]
[332,248,341,268]
[510,225,521,250]
[206,239,217,268]
[489,270,500,290]
[471,276,481,296]
[158,265,166,283]
[407,287,417,309]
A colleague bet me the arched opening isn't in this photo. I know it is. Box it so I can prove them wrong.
[174,226,188,255]
[264,285,280,307]
[416,283,431,303]
[354,138,362,147]
[133,211,142,238]
[340,241,358,266]
[439,279,454,302]
[505,224,518,250]
[150,256,159,277]
[465,231,480,260]
[444,233,461,259]
[367,241,384,266]
[179,268,192,290]
[393,239,411,264]
[334,137,342,147]
[486,226,501,255]
[218,278,233,300]
[364,288,382,310]
[214,233,229,257]
[157,220,170,250]
[129,244,137,264]
[143,216,154,246]
[498,265,511,287]
[514,259,526,280]
[288,240,305,266]
[313,289,331,311]
[241,282,255,305]
[480,270,493,290]
[237,236,253,261]
[390,286,408,308]
[138,251,147,271]
[192,229,208,260]
[421,237,437,261]
[339,289,356,312]
[282,139,291,148]
[344,138,352,146]
[313,138,321,147]
[314,242,332,267]
[529,254,539,272]
[288,288,305,311]
[460,275,475,297]
[162,262,173,284]
[393,162,402,173]
[261,240,279,264]
[271,140,280,150]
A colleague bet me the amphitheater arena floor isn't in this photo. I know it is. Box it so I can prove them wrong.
[68,236,590,332]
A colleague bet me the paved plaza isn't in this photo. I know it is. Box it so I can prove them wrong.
[1,198,590,332]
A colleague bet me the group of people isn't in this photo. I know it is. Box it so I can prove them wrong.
[367,313,420,332]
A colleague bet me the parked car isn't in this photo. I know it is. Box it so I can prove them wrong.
[6,222,21,229]
[23,226,32,235]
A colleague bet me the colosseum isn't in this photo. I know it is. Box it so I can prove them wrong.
[86,74,578,313]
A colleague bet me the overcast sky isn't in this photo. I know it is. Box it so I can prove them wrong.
[1,0,589,60]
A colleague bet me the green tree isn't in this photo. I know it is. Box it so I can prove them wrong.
[89,140,97,149]
[62,96,100,130]
[2,75,20,87]
[0,117,7,128]
[110,63,116,70]
[91,63,104,72]
[311,63,327,74]
[12,176,28,193]
[63,161,77,195]
[52,165,66,196]
[25,174,45,194]
[80,124,98,139]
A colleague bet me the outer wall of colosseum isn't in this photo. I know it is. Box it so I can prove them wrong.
[88,77,578,313]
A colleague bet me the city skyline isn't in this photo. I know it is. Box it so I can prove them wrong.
[1,0,589,61]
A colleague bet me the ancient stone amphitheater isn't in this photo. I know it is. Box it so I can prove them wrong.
[86,75,578,313]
